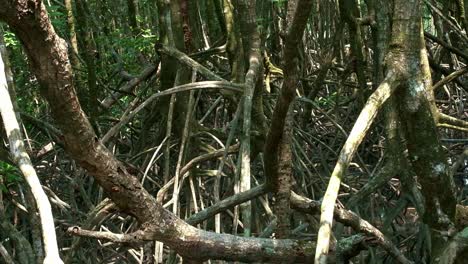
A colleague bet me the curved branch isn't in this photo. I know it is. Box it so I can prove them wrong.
[315,72,400,262]
[156,44,226,81]
[0,46,62,263]
[101,81,244,143]
[100,64,159,109]
[432,66,468,91]
[424,32,468,62]
[0,243,15,264]
[187,184,267,225]
[291,192,412,264]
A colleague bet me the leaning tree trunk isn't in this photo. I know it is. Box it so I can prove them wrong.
[0,1,317,262]
[0,36,63,264]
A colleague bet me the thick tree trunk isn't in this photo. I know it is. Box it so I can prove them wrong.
[0,1,316,262]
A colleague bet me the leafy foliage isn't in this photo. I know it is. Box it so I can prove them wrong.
[0,161,22,193]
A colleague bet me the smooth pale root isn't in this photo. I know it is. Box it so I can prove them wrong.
[101,81,245,144]
[240,50,262,237]
[315,73,400,264]
[0,52,63,263]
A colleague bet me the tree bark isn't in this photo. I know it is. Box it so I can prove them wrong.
[0,1,317,262]
[0,35,63,264]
